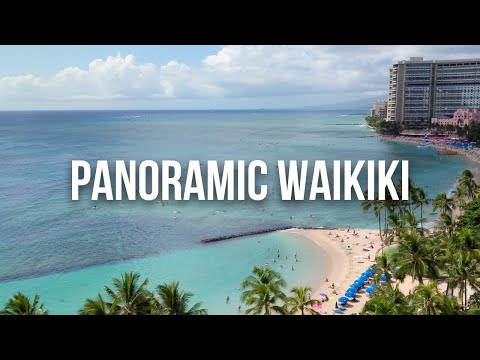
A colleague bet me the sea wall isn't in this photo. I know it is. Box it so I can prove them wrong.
[201,226,335,244]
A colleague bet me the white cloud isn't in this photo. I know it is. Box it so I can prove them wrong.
[1,45,480,109]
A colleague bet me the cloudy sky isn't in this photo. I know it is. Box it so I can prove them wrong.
[1,45,480,110]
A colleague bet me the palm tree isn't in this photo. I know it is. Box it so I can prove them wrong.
[392,233,438,284]
[1,292,48,315]
[362,283,412,315]
[439,212,455,237]
[154,281,207,315]
[104,272,152,315]
[449,251,480,308]
[394,179,410,215]
[413,187,428,231]
[440,239,462,297]
[458,169,477,200]
[285,286,320,315]
[388,212,401,235]
[452,185,467,207]
[405,210,419,233]
[362,192,384,246]
[410,282,452,315]
[456,228,480,256]
[241,266,286,315]
[403,177,419,212]
[433,192,455,215]
[78,294,117,315]
[372,254,393,283]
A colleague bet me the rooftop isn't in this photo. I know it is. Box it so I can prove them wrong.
[396,56,480,64]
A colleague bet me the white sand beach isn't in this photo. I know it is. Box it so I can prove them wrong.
[285,228,383,315]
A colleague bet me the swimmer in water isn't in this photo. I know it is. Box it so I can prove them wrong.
[92,205,97,210]
[226,296,230,303]
[292,266,295,271]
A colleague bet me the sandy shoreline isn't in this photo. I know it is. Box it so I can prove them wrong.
[381,134,480,181]
[285,227,383,315]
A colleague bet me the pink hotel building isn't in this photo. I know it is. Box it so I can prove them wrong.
[432,108,480,127]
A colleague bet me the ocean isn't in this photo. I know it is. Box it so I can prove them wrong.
[0,110,472,314]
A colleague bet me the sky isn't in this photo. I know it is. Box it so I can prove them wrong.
[1,45,480,110]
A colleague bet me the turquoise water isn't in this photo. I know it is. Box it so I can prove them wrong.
[0,231,326,314]
[0,110,473,313]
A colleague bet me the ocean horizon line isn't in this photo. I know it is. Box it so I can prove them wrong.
[0,108,370,113]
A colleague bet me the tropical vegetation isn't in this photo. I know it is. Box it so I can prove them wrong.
[2,272,207,315]
[363,169,480,314]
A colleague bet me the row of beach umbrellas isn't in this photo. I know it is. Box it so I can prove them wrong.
[326,267,399,306]
[339,267,376,304]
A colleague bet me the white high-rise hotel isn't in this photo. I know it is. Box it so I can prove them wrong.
[387,57,480,125]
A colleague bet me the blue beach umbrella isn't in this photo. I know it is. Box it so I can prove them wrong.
[338,297,349,303]
[380,274,392,282]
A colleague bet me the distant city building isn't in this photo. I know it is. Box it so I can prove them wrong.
[370,100,387,119]
[386,57,480,125]
[432,108,480,127]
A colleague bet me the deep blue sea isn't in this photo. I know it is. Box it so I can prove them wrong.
[0,110,472,313]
